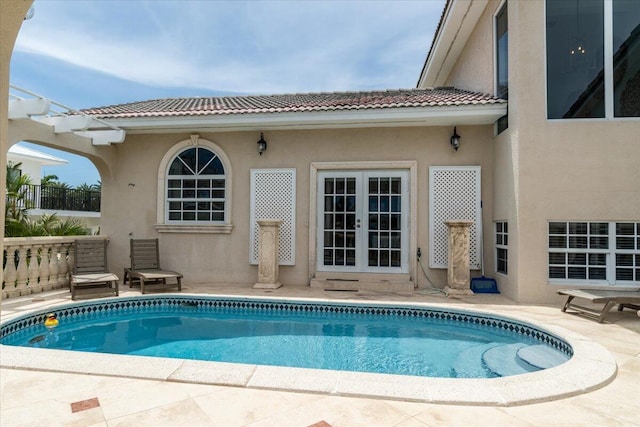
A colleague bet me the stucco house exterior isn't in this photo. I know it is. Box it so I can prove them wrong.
[2,0,638,303]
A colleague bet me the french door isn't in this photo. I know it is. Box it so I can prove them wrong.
[317,170,409,273]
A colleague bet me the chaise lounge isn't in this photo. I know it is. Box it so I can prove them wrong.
[557,289,640,323]
[70,239,119,300]
[124,238,182,294]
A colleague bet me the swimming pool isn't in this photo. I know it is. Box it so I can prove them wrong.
[0,296,617,406]
[1,295,571,379]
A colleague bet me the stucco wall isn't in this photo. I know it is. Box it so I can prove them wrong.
[100,125,495,288]
[444,0,503,95]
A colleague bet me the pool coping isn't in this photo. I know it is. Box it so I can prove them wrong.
[0,293,617,406]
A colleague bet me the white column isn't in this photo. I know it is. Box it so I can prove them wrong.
[443,220,475,297]
[253,219,283,289]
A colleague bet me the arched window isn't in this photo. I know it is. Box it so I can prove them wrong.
[166,147,226,223]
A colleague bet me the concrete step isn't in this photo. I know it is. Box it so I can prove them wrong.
[310,273,414,292]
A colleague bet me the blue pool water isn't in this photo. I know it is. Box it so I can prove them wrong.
[0,296,572,378]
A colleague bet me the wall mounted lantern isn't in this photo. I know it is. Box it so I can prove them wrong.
[257,132,267,155]
[450,127,461,151]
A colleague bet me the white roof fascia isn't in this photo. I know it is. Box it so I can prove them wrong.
[38,115,94,133]
[106,104,507,134]
[418,0,489,88]
[8,98,51,119]
[74,129,126,145]
[8,144,68,166]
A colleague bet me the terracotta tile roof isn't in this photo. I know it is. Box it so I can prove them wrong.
[80,88,505,119]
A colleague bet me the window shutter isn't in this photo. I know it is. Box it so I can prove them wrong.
[250,169,296,265]
[429,166,481,269]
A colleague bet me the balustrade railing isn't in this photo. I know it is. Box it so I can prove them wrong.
[2,236,109,298]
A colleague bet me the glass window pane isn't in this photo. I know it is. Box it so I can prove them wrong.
[589,253,607,265]
[589,236,608,249]
[324,179,334,195]
[549,222,567,234]
[169,158,192,175]
[568,253,586,265]
[616,268,634,281]
[380,179,390,194]
[569,222,588,234]
[568,267,587,279]
[496,3,509,100]
[391,178,401,194]
[590,222,608,235]
[391,251,401,267]
[588,268,606,280]
[549,266,566,278]
[613,0,640,117]
[369,196,378,212]
[616,222,635,235]
[549,235,567,248]
[569,236,588,248]
[391,232,401,248]
[346,178,356,194]
[546,0,605,119]
[178,148,197,171]
[549,253,566,264]
[617,236,635,249]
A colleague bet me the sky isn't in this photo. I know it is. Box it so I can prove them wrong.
[10,0,445,187]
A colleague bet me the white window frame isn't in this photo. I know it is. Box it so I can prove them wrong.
[548,220,640,286]
[495,221,508,275]
[493,0,509,134]
[155,136,233,234]
[545,0,640,121]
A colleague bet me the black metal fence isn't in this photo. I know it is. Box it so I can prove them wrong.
[17,185,101,212]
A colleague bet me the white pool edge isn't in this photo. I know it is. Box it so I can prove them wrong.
[0,293,617,406]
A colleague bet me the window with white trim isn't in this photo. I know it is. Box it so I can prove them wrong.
[166,147,226,223]
[548,221,640,284]
[496,221,508,274]
[495,1,508,133]
[546,0,640,119]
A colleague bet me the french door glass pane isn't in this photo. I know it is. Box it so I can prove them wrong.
[367,177,402,268]
[323,177,356,266]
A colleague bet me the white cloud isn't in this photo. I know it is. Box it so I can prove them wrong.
[14,0,445,94]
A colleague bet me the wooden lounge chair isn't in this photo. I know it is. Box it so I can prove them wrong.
[71,239,119,300]
[124,238,182,294]
[557,289,640,323]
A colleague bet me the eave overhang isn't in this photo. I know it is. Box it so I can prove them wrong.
[104,103,507,134]
[417,0,489,88]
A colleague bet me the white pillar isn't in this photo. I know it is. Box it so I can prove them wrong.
[443,220,475,297]
[253,219,283,289]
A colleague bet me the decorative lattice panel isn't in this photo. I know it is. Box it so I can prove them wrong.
[250,169,296,265]
[429,166,481,269]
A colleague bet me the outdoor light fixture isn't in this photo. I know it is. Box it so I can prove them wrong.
[450,127,461,151]
[257,132,267,155]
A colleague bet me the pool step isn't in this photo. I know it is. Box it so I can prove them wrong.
[453,343,500,378]
[482,343,540,377]
[516,344,570,369]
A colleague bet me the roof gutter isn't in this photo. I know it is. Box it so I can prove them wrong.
[105,104,507,134]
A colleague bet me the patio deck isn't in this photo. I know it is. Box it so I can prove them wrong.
[1,283,639,426]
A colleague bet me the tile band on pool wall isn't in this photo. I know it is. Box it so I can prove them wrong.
[0,295,573,357]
